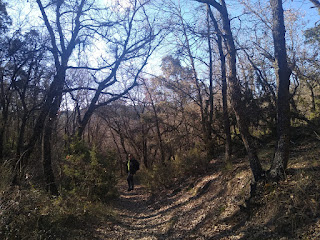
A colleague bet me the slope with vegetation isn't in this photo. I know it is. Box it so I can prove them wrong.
[2,126,319,240]
[97,130,320,239]
[0,0,320,239]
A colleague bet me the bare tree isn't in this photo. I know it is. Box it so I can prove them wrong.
[0,0,12,162]
[176,4,209,147]
[197,0,263,181]
[12,0,92,194]
[71,0,161,138]
[269,0,292,180]
[207,4,232,163]
[10,0,160,194]
[163,1,219,156]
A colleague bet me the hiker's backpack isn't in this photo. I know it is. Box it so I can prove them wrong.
[132,159,140,173]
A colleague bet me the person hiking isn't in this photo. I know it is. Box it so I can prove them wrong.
[126,154,139,191]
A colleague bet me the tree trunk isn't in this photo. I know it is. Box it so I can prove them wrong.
[178,8,209,149]
[0,108,8,162]
[0,125,5,162]
[42,116,59,196]
[16,115,27,158]
[17,64,66,176]
[151,92,166,163]
[307,83,316,112]
[142,124,149,169]
[269,0,292,180]
[11,0,87,188]
[0,70,8,162]
[42,82,63,196]
[203,0,263,181]
[207,4,232,163]
[206,7,215,157]
[110,129,125,175]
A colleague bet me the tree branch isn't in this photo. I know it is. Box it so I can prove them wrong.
[194,0,222,12]
[310,0,320,10]
[36,0,61,67]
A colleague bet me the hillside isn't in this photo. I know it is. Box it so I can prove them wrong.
[1,1,320,239]
[96,139,320,240]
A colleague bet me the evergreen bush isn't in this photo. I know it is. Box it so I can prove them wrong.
[62,139,118,202]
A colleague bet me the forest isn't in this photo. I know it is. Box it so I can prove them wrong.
[0,0,320,239]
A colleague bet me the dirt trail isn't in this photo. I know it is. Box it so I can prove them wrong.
[95,172,229,240]
[93,143,320,240]
[99,182,171,239]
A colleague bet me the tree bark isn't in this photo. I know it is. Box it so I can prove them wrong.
[0,107,8,163]
[142,124,149,169]
[42,69,64,196]
[206,7,215,157]
[203,0,263,181]
[16,114,27,158]
[42,101,60,196]
[269,0,292,180]
[0,69,9,162]
[307,83,316,112]
[207,4,232,163]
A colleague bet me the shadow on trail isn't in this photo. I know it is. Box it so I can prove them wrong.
[104,172,228,239]
[98,159,249,239]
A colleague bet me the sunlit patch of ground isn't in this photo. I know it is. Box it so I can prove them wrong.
[96,140,320,239]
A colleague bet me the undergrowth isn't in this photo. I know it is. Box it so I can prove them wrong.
[241,139,320,239]
[62,139,119,202]
[0,186,117,239]
[0,139,119,240]
[138,126,320,239]
[138,145,209,193]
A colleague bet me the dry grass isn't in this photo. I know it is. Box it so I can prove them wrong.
[97,136,320,239]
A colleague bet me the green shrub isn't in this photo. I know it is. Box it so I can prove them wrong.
[62,139,118,202]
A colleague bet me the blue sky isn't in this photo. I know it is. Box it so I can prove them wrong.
[5,0,319,76]
[285,0,319,28]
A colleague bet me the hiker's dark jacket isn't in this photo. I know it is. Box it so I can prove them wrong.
[127,158,139,174]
